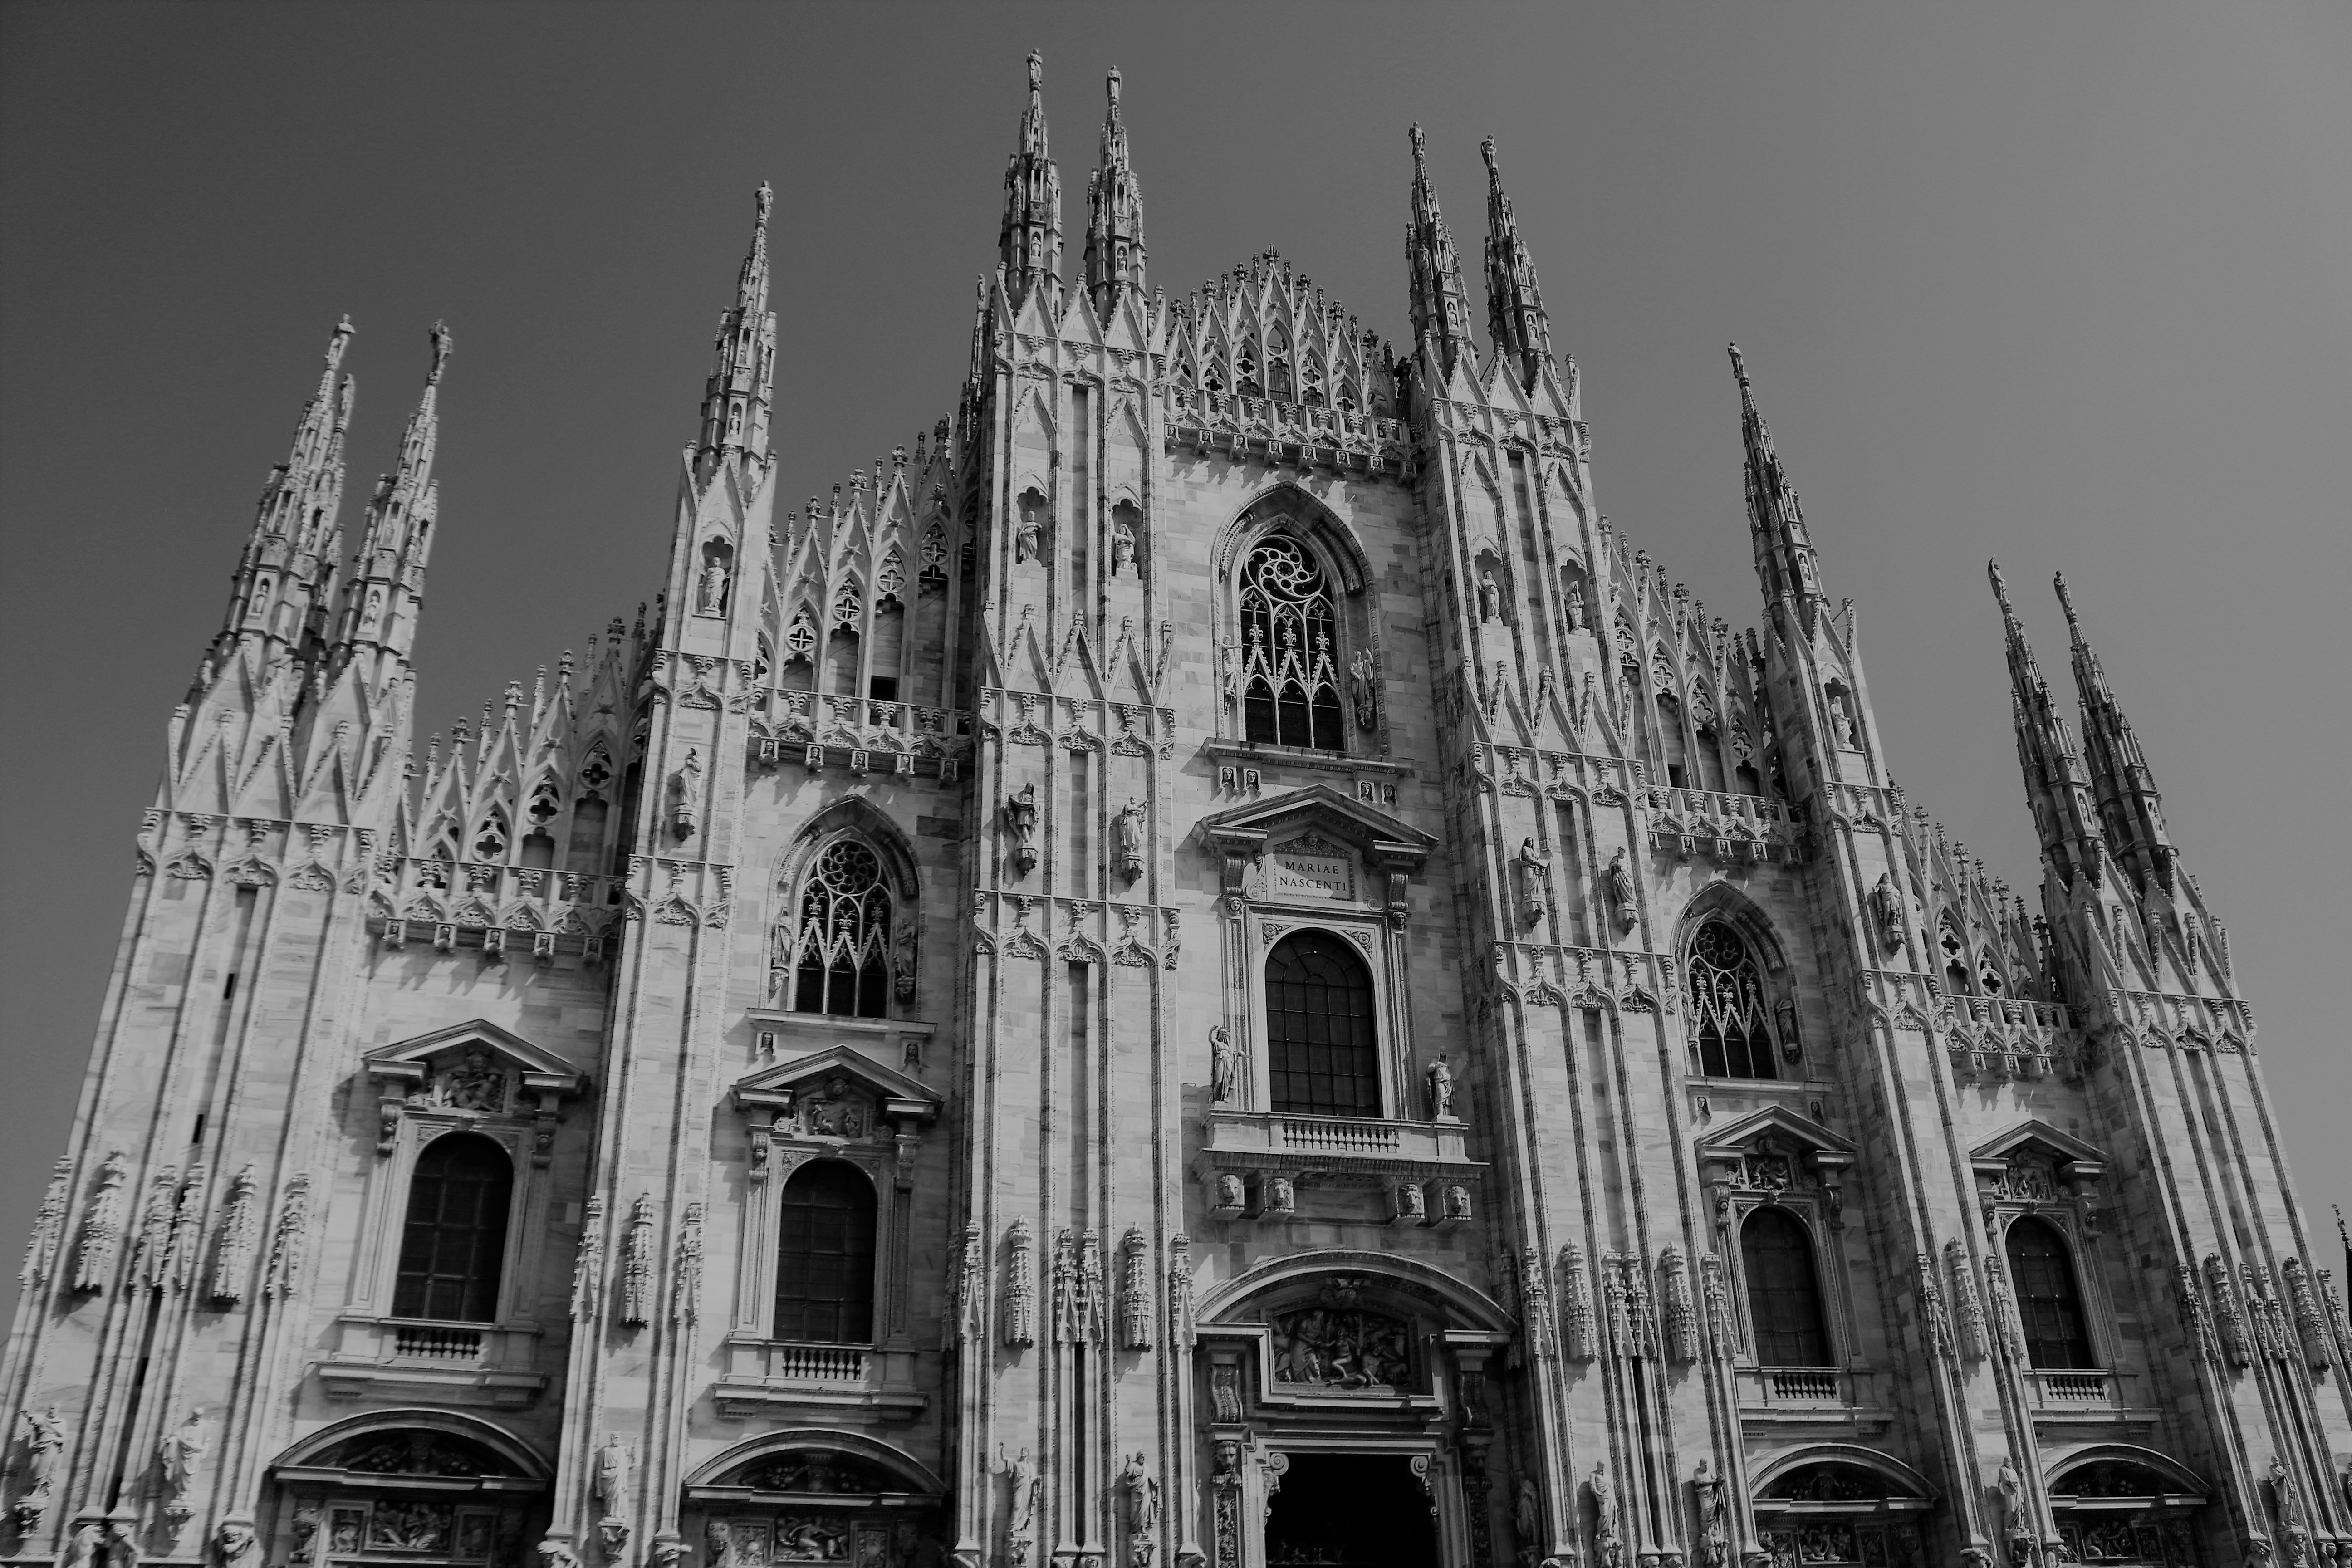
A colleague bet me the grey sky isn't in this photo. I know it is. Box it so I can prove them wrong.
[4,1,2347,1318]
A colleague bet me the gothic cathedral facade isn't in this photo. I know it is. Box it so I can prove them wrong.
[7,54,2348,1568]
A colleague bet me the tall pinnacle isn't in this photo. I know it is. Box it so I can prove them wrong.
[1406,124,1474,381]
[696,181,778,477]
[211,318,358,669]
[2055,572,2177,891]
[1082,66,1146,322]
[1729,344,1823,614]
[1481,137,1553,392]
[333,323,451,666]
[1000,51,1063,314]
[1989,559,2103,890]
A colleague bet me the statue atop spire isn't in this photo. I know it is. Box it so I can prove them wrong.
[206,317,359,675]
[2054,572,2177,892]
[1082,65,1146,322]
[1480,136,1552,392]
[1000,51,1063,314]
[695,181,777,478]
[1406,124,1473,381]
[1729,345,1826,619]
[1988,559,2104,891]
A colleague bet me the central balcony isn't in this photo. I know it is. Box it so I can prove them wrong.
[1194,1108,1487,1227]
[712,1337,926,1421]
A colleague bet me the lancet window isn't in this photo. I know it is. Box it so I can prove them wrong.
[789,840,894,1019]
[773,1160,878,1344]
[1239,535,1346,752]
[1686,921,1780,1080]
[2006,1216,2095,1369]
[392,1133,513,1323]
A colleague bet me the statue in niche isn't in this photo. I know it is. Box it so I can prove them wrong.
[1515,1475,1542,1545]
[591,1435,630,1518]
[1590,1464,1622,1568]
[1775,998,1802,1061]
[1515,837,1550,927]
[668,750,702,842]
[1014,499,1044,564]
[1605,848,1637,934]
[998,1447,1039,1535]
[1110,514,1137,577]
[1004,783,1040,877]
[158,1410,206,1516]
[1479,571,1503,623]
[1566,581,1588,631]
[1869,872,1905,952]
[1995,1460,2034,1568]
[439,1049,505,1112]
[696,558,729,616]
[1121,1451,1161,1533]
[1112,798,1147,882]
[1694,1462,1729,1568]
[1208,1025,1238,1105]
[1426,1053,1456,1120]
[1348,650,1380,732]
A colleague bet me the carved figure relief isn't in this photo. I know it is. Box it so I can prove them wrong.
[1270,1287,1410,1390]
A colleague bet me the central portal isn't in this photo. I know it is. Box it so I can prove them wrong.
[1264,1454,1440,1568]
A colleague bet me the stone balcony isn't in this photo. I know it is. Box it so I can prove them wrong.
[1734,1366,1893,1431]
[317,1315,550,1408]
[1193,1108,1487,1227]
[711,1337,927,1421]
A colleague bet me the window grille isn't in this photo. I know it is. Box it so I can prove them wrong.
[773,1161,877,1344]
[791,841,893,1018]
[1239,537,1345,751]
[1740,1207,1830,1366]
[392,1134,512,1323]
[1687,921,1779,1079]
[1266,931,1380,1118]
[2008,1217,2096,1369]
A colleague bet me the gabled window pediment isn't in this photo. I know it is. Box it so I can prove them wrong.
[362,1019,588,1103]
[1200,784,1437,907]
[730,1044,943,1130]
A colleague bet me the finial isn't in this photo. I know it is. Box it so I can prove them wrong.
[1409,122,1427,173]
[427,320,453,386]
[754,181,774,229]
[2053,571,2082,630]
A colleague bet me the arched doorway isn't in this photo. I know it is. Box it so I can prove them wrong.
[1751,1457,1932,1567]
[1195,1255,1516,1568]
[2045,1453,2207,1566]
[684,1435,944,1568]
[1264,1453,1438,1567]
[267,1417,549,1568]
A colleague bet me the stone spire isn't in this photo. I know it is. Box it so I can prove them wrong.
[210,317,356,666]
[1405,124,1474,381]
[333,322,450,667]
[1480,136,1553,392]
[999,51,1063,314]
[695,181,777,481]
[2056,573,2177,892]
[1989,559,2104,890]
[1729,344,1825,618]
[1081,66,1146,322]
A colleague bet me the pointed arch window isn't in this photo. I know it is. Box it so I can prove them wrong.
[1686,921,1779,1080]
[772,1161,877,1344]
[1239,535,1345,752]
[1740,1207,1830,1366]
[790,840,894,1018]
[2006,1217,2095,1369]
[1265,931,1379,1118]
[392,1133,513,1323]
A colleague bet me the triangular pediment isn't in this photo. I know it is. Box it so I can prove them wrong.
[362,1019,588,1097]
[1697,1105,1857,1164]
[1971,1118,2106,1170]
[1198,783,1438,870]
[732,1043,942,1123]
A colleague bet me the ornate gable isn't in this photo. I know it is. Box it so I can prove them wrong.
[1200,784,1438,921]
[361,1019,589,1164]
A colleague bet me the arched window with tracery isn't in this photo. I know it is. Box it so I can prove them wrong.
[1239,535,1346,751]
[2006,1216,2096,1369]
[1740,1207,1830,1366]
[392,1133,513,1323]
[1686,920,1780,1079]
[790,840,893,1018]
[1265,930,1380,1118]
[773,1161,877,1343]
